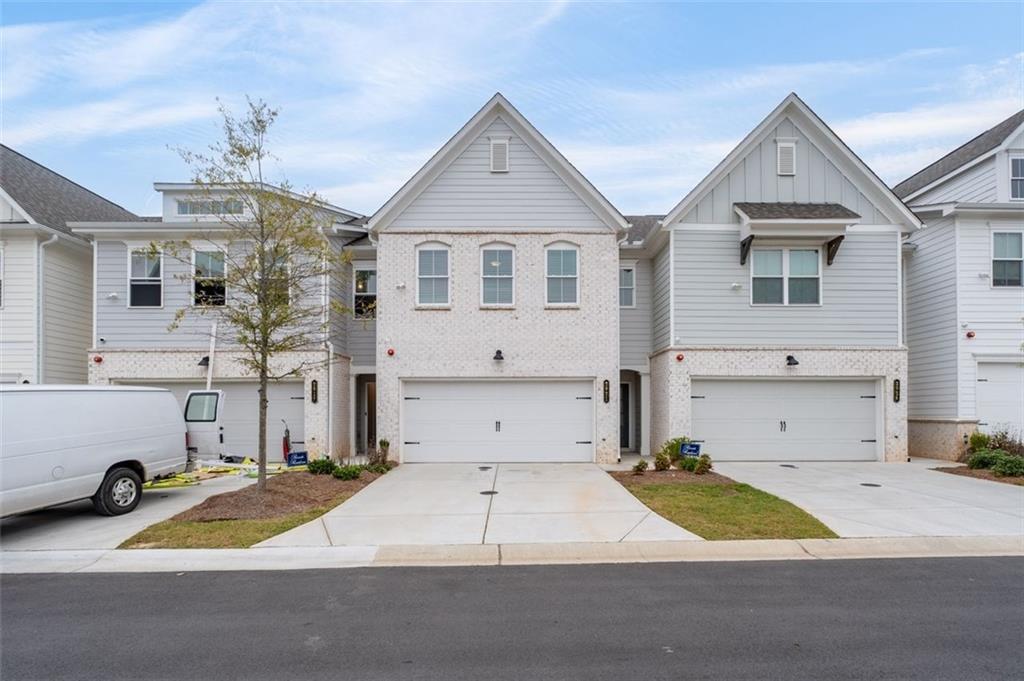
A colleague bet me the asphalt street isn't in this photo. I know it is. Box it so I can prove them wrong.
[2,557,1022,680]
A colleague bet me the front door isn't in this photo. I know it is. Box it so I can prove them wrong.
[620,383,630,448]
[366,381,377,451]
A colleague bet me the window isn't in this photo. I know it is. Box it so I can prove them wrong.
[184,392,219,422]
[194,250,226,306]
[619,267,635,307]
[259,255,291,306]
[993,232,1023,287]
[490,138,509,173]
[751,248,820,305]
[354,267,377,319]
[1011,158,1024,200]
[546,245,578,305]
[481,247,514,306]
[129,250,162,307]
[417,245,449,306]
[777,140,796,176]
[176,199,243,215]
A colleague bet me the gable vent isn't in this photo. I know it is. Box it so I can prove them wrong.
[776,141,796,176]
[490,138,510,173]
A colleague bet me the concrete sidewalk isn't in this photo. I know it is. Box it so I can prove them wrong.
[2,535,1020,573]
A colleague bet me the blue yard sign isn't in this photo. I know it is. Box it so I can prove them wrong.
[679,442,702,458]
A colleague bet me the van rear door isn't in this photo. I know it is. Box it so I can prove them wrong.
[184,390,224,459]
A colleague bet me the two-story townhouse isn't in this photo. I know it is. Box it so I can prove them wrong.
[896,110,1024,458]
[71,184,366,461]
[0,145,138,385]
[632,94,919,463]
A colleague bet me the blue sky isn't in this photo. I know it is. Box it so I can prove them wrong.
[2,1,1022,216]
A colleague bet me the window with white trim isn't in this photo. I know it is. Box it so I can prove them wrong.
[1011,158,1024,200]
[481,246,514,306]
[194,250,226,306]
[751,248,820,305]
[417,245,449,306]
[992,232,1023,287]
[546,244,578,305]
[619,267,635,307]
[129,250,163,307]
[354,267,377,319]
[177,198,244,215]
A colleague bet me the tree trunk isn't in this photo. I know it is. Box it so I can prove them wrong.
[257,354,268,492]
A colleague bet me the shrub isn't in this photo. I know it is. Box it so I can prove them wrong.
[694,454,713,475]
[966,449,1006,470]
[988,429,1024,457]
[307,458,337,475]
[654,451,671,471]
[657,437,691,462]
[332,465,363,481]
[992,454,1024,478]
[676,456,698,473]
[361,463,391,475]
[968,431,991,452]
[632,458,648,475]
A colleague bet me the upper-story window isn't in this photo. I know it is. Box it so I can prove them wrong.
[481,246,514,306]
[619,267,635,307]
[751,248,820,305]
[417,244,449,306]
[546,243,578,306]
[1011,158,1024,200]
[993,232,1023,287]
[129,250,162,307]
[354,267,377,319]
[194,250,226,306]
[177,198,244,216]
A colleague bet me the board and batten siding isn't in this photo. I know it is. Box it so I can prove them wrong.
[651,244,672,350]
[389,116,607,231]
[672,229,900,346]
[0,234,38,382]
[904,216,958,418]
[346,258,377,367]
[913,157,997,205]
[955,217,1024,419]
[619,257,652,367]
[42,240,91,383]
[681,116,893,225]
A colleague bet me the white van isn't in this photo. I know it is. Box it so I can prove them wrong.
[0,385,223,517]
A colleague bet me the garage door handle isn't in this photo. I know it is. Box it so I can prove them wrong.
[495,421,501,433]
[780,420,787,432]
[404,441,420,445]
[576,441,592,445]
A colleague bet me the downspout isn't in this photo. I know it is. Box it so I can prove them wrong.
[36,234,60,383]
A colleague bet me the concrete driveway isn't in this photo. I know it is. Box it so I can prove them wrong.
[715,459,1024,538]
[0,475,252,550]
[260,463,699,546]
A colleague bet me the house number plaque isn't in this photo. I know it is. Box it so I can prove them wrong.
[603,380,610,403]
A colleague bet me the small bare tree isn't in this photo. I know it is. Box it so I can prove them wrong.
[157,98,349,491]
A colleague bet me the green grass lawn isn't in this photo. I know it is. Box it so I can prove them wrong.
[119,506,337,549]
[624,482,837,540]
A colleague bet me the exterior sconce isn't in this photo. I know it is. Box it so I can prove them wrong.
[786,355,799,367]
[197,356,210,367]
[493,350,504,361]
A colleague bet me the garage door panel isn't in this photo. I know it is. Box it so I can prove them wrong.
[692,379,878,462]
[977,363,1024,436]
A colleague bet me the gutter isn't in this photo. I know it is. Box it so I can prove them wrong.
[36,234,60,382]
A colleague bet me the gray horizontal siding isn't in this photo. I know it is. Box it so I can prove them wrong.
[681,116,892,225]
[651,244,672,350]
[913,157,997,205]
[673,229,899,345]
[904,216,958,418]
[619,258,652,367]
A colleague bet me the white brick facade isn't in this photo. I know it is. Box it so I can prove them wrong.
[649,346,909,462]
[375,231,621,463]
[88,348,350,460]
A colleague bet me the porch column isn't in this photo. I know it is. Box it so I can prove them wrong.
[640,371,652,457]
[348,374,357,462]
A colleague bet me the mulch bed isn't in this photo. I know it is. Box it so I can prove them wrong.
[174,470,382,522]
[934,467,1024,487]
[610,469,736,486]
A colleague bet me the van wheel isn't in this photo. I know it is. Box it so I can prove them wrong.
[92,467,142,516]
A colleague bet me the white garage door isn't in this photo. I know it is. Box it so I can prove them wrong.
[120,381,305,461]
[691,379,879,461]
[977,363,1024,437]
[402,380,594,463]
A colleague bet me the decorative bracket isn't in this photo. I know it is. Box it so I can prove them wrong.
[739,235,755,265]
[826,235,845,265]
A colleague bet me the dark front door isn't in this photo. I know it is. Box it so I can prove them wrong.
[620,383,630,448]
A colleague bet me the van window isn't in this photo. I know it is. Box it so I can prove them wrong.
[185,393,219,422]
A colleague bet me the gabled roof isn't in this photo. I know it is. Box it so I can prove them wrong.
[366,93,629,234]
[657,93,920,237]
[0,144,137,234]
[893,109,1024,200]
[622,215,663,244]
[734,202,860,220]
[154,182,364,221]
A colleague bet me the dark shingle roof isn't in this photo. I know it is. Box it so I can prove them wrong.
[623,215,664,244]
[734,202,860,220]
[893,109,1024,199]
[0,145,137,234]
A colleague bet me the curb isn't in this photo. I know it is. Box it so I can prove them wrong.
[1,535,1021,574]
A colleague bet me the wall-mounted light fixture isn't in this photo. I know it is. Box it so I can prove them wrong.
[786,355,799,367]
[197,356,210,367]
[493,350,504,361]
